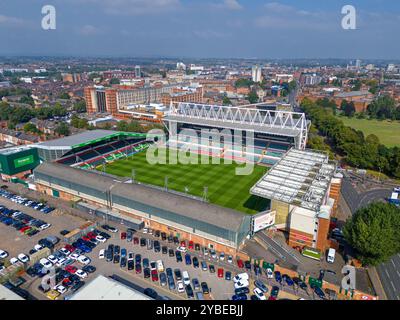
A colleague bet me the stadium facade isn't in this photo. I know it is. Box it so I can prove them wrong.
[34,161,252,255]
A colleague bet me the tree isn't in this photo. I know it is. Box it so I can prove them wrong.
[235,78,254,88]
[288,80,297,92]
[110,78,120,85]
[23,123,39,134]
[58,92,70,100]
[247,91,259,104]
[343,202,400,266]
[342,101,356,117]
[55,122,70,136]
[73,100,87,113]
[222,96,232,106]
[19,95,35,106]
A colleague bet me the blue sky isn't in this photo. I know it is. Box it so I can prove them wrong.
[1,0,400,59]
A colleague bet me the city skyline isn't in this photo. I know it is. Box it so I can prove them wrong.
[1,0,400,59]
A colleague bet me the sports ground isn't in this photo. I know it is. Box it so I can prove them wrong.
[338,116,400,147]
[99,148,269,214]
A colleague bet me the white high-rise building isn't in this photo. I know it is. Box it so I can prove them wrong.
[355,59,362,69]
[252,65,262,83]
[135,65,141,78]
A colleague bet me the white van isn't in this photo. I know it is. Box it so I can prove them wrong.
[157,260,164,272]
[182,271,190,285]
[327,248,336,263]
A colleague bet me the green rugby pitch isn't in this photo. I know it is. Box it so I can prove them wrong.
[98,148,269,214]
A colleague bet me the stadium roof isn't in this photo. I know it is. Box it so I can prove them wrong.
[34,162,248,232]
[69,275,151,300]
[250,148,336,212]
[35,130,117,150]
[164,102,309,149]
[34,130,148,151]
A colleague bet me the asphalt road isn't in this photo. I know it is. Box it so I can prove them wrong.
[341,176,397,300]
[377,254,400,300]
[341,177,391,213]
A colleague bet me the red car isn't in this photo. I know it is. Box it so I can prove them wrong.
[217,268,224,278]
[121,232,127,240]
[65,244,75,252]
[87,232,97,239]
[65,265,77,274]
[188,241,194,250]
[62,278,72,287]
[268,296,276,301]
[19,226,30,233]
[237,259,244,268]
[151,270,158,282]
[135,264,142,274]
[82,235,91,242]
[133,237,139,245]
[180,240,186,248]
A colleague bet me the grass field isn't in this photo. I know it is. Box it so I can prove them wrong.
[99,148,269,214]
[337,116,400,147]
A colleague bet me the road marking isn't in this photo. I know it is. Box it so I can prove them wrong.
[390,281,396,291]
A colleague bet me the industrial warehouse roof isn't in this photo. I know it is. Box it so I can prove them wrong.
[250,148,336,212]
[69,275,151,300]
[34,162,247,232]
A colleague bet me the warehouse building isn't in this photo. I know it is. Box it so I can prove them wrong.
[33,161,252,255]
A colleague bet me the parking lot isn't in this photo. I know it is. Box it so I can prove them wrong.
[0,190,322,301]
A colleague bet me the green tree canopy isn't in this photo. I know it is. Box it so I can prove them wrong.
[222,96,232,106]
[55,122,70,136]
[343,202,400,266]
[23,123,40,134]
[110,78,120,85]
[247,91,259,104]
[73,100,87,113]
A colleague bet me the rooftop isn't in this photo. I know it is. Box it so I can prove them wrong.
[0,285,24,300]
[35,129,117,150]
[250,148,336,212]
[69,275,151,300]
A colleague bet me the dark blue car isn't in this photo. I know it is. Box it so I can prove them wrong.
[185,254,192,265]
[232,294,247,301]
[274,271,282,283]
[283,275,294,286]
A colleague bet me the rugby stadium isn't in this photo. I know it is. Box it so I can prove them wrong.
[32,102,341,255]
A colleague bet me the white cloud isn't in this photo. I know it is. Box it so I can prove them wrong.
[78,24,102,36]
[212,0,242,11]
[0,15,25,26]
[75,0,181,15]
[255,2,334,31]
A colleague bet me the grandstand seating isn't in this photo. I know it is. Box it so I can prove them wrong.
[56,137,150,168]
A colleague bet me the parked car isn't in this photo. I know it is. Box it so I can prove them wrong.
[201,282,209,294]
[101,225,118,233]
[253,288,266,300]
[254,280,268,293]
